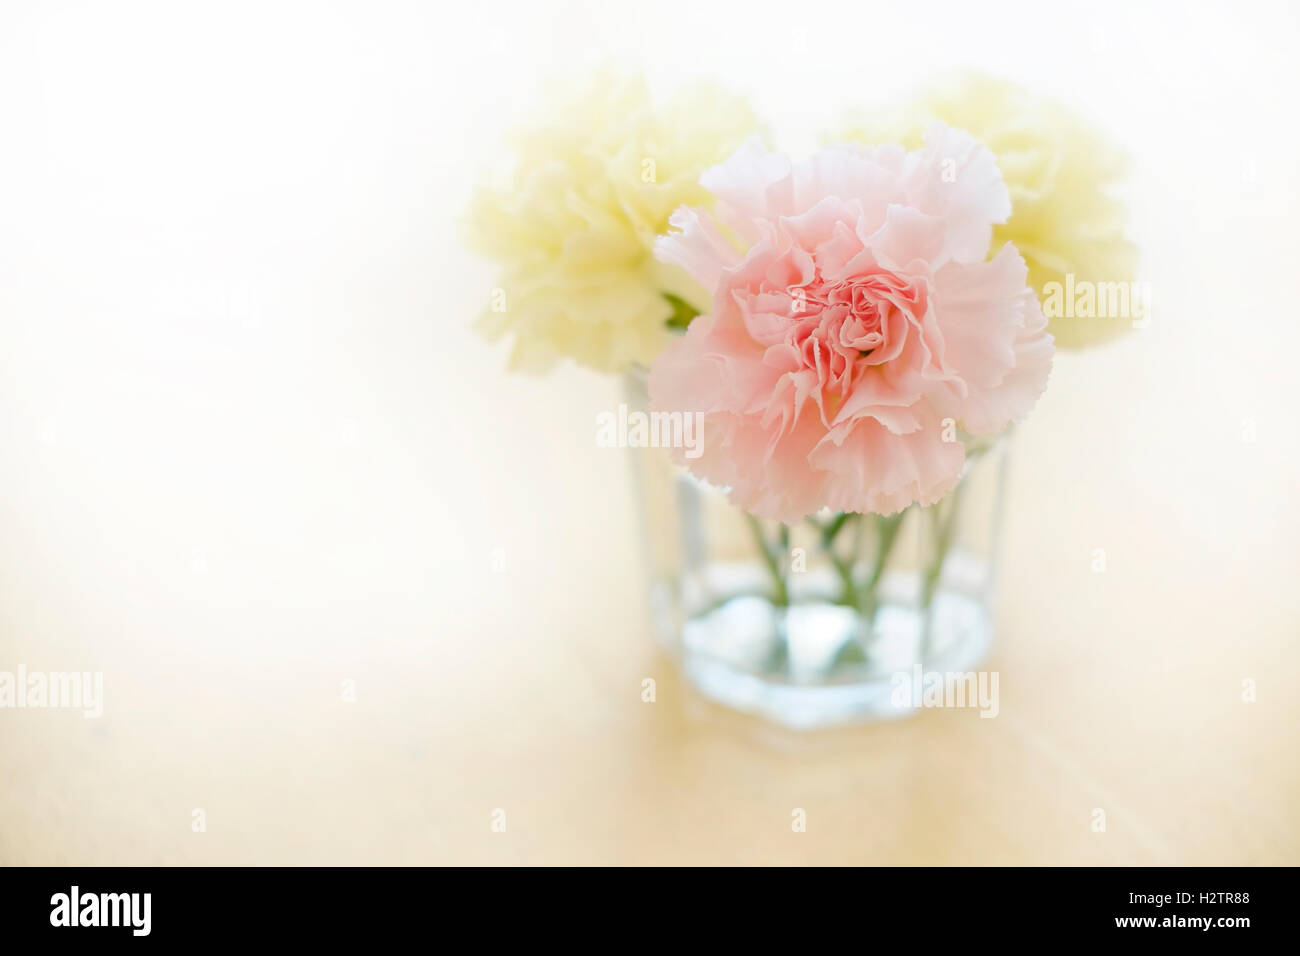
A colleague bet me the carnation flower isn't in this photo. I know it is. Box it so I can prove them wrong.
[648,126,1053,521]
[466,72,761,372]
[838,73,1137,349]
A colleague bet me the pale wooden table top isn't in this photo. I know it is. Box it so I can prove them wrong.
[2,338,1297,865]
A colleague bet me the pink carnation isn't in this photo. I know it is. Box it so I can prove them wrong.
[648,124,1054,521]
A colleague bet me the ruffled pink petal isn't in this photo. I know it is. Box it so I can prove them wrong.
[655,206,741,289]
[810,412,966,515]
[698,137,794,240]
[930,243,1053,434]
[864,204,947,273]
[954,287,1053,436]
[902,123,1011,264]
[791,146,901,227]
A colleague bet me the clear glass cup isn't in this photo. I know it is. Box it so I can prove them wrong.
[627,372,1008,729]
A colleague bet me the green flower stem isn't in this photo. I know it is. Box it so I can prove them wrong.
[828,552,859,611]
[827,511,905,671]
[818,512,851,549]
[745,514,789,608]
[859,512,907,624]
[808,514,861,610]
[919,483,965,662]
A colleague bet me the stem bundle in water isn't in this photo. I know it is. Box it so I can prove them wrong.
[744,492,965,675]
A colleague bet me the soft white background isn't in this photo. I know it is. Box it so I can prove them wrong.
[1,0,1297,863]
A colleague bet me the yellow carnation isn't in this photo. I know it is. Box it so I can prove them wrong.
[838,73,1138,349]
[466,72,761,372]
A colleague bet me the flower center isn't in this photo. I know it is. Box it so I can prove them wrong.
[783,270,922,388]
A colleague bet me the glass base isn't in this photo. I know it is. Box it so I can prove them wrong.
[659,563,994,730]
